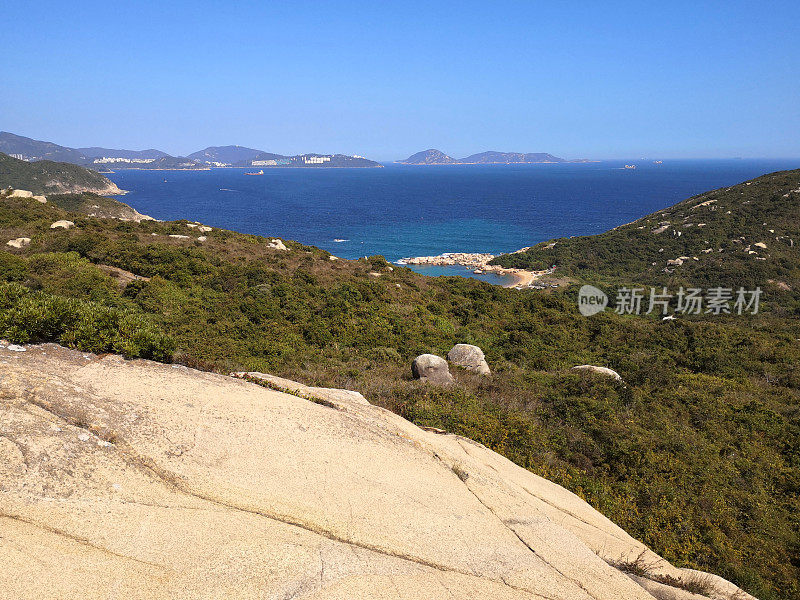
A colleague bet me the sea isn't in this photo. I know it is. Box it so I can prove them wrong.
[107,159,800,285]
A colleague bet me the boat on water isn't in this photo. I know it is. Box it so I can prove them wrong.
[245,170,264,176]
[653,160,663,164]
[624,164,637,169]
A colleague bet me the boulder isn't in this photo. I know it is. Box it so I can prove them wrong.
[198,226,212,233]
[571,365,623,381]
[6,237,31,249]
[411,353,454,384]
[8,189,33,198]
[447,343,491,375]
[33,195,47,203]
[268,238,287,251]
[50,220,74,230]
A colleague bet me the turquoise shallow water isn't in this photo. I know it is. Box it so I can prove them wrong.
[400,264,511,286]
[107,159,799,281]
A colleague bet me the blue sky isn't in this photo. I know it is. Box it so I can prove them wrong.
[2,1,798,160]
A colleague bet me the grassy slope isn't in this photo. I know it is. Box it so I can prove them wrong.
[46,192,149,220]
[0,177,798,599]
[0,152,119,195]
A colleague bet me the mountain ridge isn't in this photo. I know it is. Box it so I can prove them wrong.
[77,146,170,160]
[397,148,590,164]
[0,131,382,169]
[187,145,265,165]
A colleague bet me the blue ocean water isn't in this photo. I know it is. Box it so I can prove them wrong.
[106,159,799,283]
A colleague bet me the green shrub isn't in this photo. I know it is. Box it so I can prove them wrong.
[0,282,174,360]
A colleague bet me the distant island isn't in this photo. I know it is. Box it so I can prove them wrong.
[398,148,593,165]
[0,132,382,170]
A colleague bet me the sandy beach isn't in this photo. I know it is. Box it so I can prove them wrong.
[500,267,540,288]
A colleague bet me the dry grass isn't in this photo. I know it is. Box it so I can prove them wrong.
[610,551,715,596]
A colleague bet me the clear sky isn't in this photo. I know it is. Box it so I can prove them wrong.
[2,1,798,161]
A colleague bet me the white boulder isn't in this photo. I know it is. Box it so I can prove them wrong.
[268,238,288,251]
[411,354,454,384]
[447,344,491,375]
[6,237,31,249]
[571,365,623,381]
[50,220,74,230]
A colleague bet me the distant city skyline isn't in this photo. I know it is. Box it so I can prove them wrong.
[2,1,798,161]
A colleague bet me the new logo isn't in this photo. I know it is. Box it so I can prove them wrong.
[578,285,608,316]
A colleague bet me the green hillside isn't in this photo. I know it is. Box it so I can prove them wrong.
[0,152,122,195]
[0,173,798,599]
[492,169,800,304]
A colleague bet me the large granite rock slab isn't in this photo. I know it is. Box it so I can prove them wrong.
[0,344,754,599]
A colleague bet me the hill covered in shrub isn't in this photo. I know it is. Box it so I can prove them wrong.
[0,175,798,599]
[492,169,800,301]
[0,152,122,195]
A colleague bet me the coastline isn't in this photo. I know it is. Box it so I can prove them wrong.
[397,252,550,289]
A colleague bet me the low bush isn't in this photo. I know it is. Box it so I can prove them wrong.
[0,282,174,360]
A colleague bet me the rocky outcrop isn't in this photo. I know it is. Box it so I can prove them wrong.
[411,353,454,384]
[571,364,623,381]
[268,238,287,251]
[447,343,491,375]
[0,344,755,599]
[5,189,47,203]
[232,371,370,407]
[6,237,31,249]
[55,180,125,196]
[397,252,547,289]
[50,220,75,229]
[96,265,151,287]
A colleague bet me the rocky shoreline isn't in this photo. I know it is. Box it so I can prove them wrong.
[397,251,550,288]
